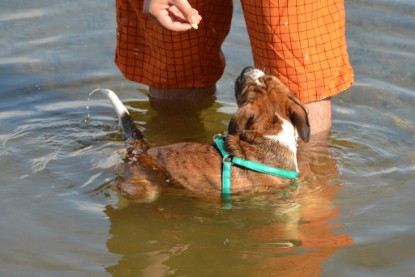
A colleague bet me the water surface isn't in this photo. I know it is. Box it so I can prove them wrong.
[1,0,414,276]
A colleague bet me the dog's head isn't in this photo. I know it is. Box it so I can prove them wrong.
[229,67,310,143]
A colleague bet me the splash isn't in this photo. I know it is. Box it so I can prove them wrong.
[83,88,104,123]
[83,96,93,123]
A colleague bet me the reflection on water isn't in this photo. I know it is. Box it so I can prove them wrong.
[128,92,225,145]
[104,134,353,276]
[1,0,415,276]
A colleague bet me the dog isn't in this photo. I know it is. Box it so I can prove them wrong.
[95,67,310,202]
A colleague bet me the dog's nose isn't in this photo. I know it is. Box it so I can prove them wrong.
[242,67,265,81]
[241,66,255,77]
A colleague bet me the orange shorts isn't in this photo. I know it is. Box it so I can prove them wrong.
[115,0,354,103]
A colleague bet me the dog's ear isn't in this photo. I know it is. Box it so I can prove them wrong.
[228,104,255,135]
[288,95,310,143]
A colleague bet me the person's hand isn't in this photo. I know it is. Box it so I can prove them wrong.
[143,0,202,31]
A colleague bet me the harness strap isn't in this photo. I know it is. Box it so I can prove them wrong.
[213,135,232,197]
[213,135,298,197]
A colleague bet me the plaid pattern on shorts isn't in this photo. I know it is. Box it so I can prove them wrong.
[115,0,354,103]
[241,0,354,103]
[115,0,232,89]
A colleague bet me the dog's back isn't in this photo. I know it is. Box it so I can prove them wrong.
[94,68,310,201]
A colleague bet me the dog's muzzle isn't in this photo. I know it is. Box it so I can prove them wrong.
[234,67,265,97]
[242,67,265,81]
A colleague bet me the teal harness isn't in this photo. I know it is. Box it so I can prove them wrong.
[213,135,298,199]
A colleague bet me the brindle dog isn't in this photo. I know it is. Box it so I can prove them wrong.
[96,67,310,201]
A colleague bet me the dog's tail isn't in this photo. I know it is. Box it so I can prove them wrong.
[91,88,144,142]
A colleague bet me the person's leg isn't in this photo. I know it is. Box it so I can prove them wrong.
[148,87,216,101]
[241,0,354,135]
[115,0,233,101]
[304,98,332,135]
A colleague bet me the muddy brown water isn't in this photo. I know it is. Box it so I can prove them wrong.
[1,0,414,276]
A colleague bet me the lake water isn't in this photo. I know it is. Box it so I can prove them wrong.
[1,0,414,276]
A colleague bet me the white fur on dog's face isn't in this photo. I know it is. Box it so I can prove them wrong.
[241,69,299,160]
[265,112,299,171]
[231,66,310,172]
[243,68,265,85]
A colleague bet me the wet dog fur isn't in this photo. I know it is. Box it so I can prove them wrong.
[96,67,310,202]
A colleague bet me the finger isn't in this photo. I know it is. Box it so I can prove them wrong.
[143,0,201,32]
[168,6,201,22]
[167,6,187,21]
[156,10,193,31]
[168,7,201,29]
[170,0,200,24]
